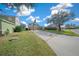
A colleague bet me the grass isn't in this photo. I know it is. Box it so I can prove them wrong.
[0,31,56,56]
[46,29,79,37]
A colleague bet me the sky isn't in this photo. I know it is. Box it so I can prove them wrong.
[0,3,79,27]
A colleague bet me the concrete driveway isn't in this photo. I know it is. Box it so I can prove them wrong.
[34,30,79,56]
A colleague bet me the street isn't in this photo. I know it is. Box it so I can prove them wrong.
[34,30,79,56]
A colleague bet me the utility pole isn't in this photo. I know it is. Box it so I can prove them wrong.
[33,18,36,31]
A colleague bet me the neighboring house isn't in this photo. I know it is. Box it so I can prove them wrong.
[61,25,66,29]
[29,25,40,30]
[61,24,76,29]
[28,24,40,30]
[46,23,56,28]
[0,15,20,36]
[45,23,57,30]
[45,23,68,30]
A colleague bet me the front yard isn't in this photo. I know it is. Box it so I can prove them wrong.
[0,31,56,56]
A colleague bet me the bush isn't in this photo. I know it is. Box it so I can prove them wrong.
[45,27,57,30]
[14,26,24,32]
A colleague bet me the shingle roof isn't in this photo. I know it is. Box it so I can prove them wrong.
[0,14,15,24]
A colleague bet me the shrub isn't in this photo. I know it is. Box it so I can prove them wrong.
[14,26,23,32]
[45,27,57,30]
[14,25,26,32]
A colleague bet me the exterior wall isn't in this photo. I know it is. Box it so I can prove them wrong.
[1,20,15,35]
[0,15,22,35]
[0,15,15,35]
[0,20,2,35]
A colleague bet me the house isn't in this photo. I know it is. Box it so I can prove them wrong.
[0,15,20,36]
[45,23,57,30]
[46,23,56,28]
[28,24,41,30]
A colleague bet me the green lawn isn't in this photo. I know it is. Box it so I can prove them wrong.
[0,31,56,56]
[46,29,79,37]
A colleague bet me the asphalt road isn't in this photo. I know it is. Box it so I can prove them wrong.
[34,30,79,56]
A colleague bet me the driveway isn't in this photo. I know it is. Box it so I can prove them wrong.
[34,30,79,56]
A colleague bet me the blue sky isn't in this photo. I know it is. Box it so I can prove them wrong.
[0,3,79,27]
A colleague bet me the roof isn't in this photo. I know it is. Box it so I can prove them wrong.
[0,14,15,24]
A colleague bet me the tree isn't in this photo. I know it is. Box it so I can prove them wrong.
[14,25,26,32]
[14,26,22,32]
[46,10,74,31]
[20,24,26,31]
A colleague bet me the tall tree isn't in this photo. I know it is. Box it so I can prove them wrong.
[46,10,74,31]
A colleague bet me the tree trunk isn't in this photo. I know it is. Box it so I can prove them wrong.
[57,24,61,31]
[33,23,34,31]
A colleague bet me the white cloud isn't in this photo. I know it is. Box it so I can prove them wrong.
[43,15,51,21]
[5,7,17,13]
[26,16,35,21]
[51,10,58,15]
[36,20,41,22]
[21,21,28,28]
[17,4,35,16]
[51,3,73,10]
[36,16,40,19]
[29,16,35,22]
[50,3,73,15]
[17,12,21,16]
[21,21,27,25]
[13,10,17,13]
[5,8,10,10]
[30,8,35,12]
[72,18,79,21]
[5,4,16,10]
[44,24,48,27]
[44,23,51,27]
[51,9,70,15]
[26,16,41,23]
[66,3,73,7]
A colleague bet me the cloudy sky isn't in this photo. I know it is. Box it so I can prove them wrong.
[0,3,79,27]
